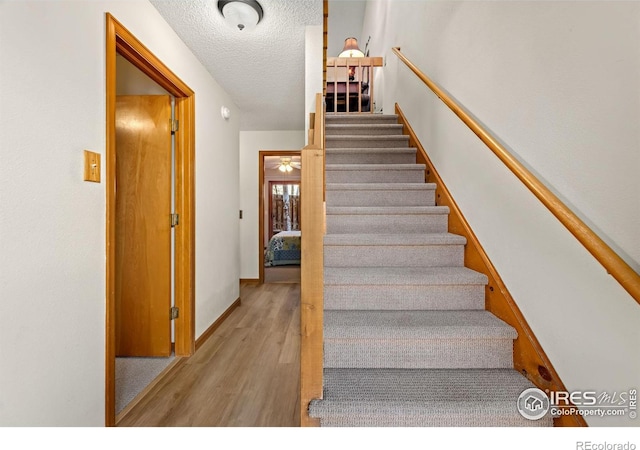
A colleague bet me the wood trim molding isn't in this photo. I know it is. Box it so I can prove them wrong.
[326,57,383,67]
[195,297,242,351]
[396,103,587,427]
[392,46,640,305]
[105,12,196,427]
[300,145,324,427]
[240,278,260,285]
[300,93,326,427]
[323,0,328,97]
[105,13,117,429]
[173,94,196,358]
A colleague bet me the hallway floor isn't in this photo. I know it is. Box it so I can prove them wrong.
[117,282,300,427]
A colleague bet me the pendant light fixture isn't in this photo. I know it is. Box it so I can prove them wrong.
[218,0,264,32]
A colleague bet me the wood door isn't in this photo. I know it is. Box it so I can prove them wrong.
[115,95,172,357]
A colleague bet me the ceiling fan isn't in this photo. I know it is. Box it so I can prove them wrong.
[272,157,301,172]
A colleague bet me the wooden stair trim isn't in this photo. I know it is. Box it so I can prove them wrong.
[396,103,587,427]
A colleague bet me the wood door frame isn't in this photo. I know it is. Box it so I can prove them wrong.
[268,180,301,241]
[258,151,301,284]
[105,13,196,426]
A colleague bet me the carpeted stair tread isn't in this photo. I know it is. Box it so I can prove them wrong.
[326,147,417,155]
[324,285,486,311]
[319,368,536,402]
[325,135,410,149]
[325,209,448,233]
[326,184,437,207]
[315,113,552,427]
[324,233,465,246]
[326,135,409,141]
[326,124,405,135]
[326,165,425,183]
[324,266,488,286]
[326,163,424,171]
[326,206,448,215]
[324,310,517,340]
[325,148,417,165]
[309,369,553,427]
[326,114,399,124]
[326,182,436,191]
[324,233,465,267]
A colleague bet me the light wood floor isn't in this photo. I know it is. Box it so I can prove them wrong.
[118,282,301,427]
[264,265,301,283]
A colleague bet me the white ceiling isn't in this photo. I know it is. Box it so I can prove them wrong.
[150,0,323,131]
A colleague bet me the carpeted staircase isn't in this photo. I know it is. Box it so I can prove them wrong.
[308,114,553,427]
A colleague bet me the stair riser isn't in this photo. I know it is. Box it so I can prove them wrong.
[324,285,486,310]
[326,190,435,207]
[326,137,410,149]
[326,152,416,165]
[324,245,464,268]
[324,339,514,369]
[326,126,405,136]
[326,214,447,234]
[315,413,552,428]
[327,170,424,184]
[326,116,399,125]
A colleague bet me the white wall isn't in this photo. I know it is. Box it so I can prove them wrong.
[116,54,171,95]
[328,0,367,57]
[305,25,324,143]
[362,0,640,426]
[239,131,306,279]
[0,0,239,426]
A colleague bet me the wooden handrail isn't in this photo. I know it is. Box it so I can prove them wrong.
[300,93,326,426]
[392,47,640,305]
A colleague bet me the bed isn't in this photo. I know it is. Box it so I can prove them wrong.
[265,231,301,266]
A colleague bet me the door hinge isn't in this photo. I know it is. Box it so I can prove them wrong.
[170,306,179,320]
[171,213,180,227]
[171,119,179,133]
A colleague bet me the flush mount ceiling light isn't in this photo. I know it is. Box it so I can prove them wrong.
[218,0,264,32]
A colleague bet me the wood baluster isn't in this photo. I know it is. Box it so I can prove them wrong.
[357,58,362,113]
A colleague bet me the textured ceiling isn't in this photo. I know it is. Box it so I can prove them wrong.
[150,0,323,131]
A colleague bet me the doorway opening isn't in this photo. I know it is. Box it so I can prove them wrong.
[259,151,302,284]
[113,56,176,418]
[105,13,195,427]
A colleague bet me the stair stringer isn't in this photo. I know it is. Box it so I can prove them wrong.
[395,103,586,427]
